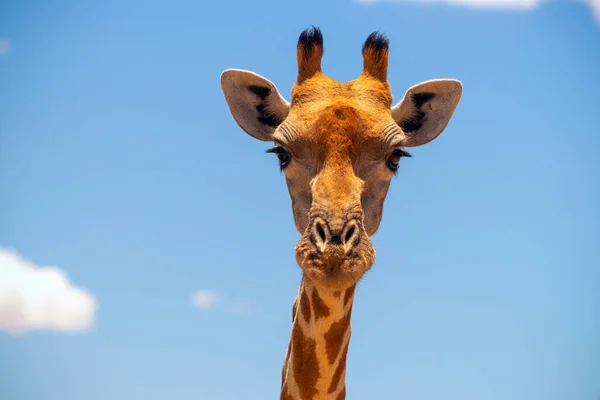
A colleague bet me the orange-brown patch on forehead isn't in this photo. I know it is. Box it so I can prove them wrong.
[279,73,397,170]
[291,74,392,110]
[315,100,393,165]
[317,103,364,147]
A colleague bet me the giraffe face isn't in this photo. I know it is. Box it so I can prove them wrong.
[221,28,462,290]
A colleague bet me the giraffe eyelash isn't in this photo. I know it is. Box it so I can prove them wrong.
[266,146,291,170]
[265,146,287,154]
[388,148,412,175]
[393,149,412,158]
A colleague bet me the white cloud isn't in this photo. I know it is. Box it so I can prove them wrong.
[584,0,600,21]
[0,247,98,334]
[191,289,220,309]
[356,0,600,23]
[0,39,10,55]
[191,289,254,315]
[356,0,540,7]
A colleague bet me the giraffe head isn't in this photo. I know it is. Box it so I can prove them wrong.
[221,27,462,291]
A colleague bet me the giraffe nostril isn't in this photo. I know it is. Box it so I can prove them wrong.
[342,221,360,250]
[344,225,356,244]
[310,218,361,251]
[315,221,327,243]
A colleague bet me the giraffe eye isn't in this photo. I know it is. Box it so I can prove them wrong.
[387,148,412,172]
[266,146,291,170]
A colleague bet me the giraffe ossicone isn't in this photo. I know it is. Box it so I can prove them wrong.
[220,26,462,400]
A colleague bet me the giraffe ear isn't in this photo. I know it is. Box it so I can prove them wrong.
[221,69,290,142]
[391,79,462,147]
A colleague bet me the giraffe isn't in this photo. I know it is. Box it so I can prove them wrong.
[220,27,462,400]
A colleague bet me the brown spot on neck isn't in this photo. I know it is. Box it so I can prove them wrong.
[343,285,356,307]
[324,305,352,365]
[280,385,294,400]
[290,319,318,400]
[300,288,312,324]
[328,339,350,395]
[311,289,330,319]
[282,340,292,384]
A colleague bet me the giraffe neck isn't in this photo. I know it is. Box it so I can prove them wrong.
[280,276,356,400]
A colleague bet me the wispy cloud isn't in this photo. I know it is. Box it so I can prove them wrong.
[0,247,98,334]
[191,289,220,309]
[0,39,11,55]
[356,0,600,23]
[584,0,600,21]
[356,0,540,8]
[190,289,254,316]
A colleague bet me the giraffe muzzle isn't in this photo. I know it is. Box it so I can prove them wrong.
[295,215,375,290]
[310,217,360,255]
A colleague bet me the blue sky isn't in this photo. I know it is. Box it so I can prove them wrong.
[0,1,599,399]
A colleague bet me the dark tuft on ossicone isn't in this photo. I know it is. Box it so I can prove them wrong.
[362,31,389,53]
[298,26,324,51]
